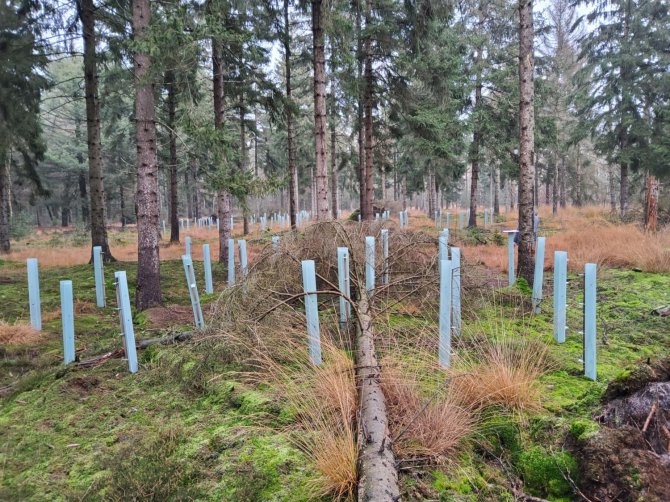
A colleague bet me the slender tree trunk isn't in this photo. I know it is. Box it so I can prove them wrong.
[80,0,113,261]
[165,70,179,243]
[517,0,536,285]
[185,170,193,218]
[133,0,161,309]
[469,2,484,228]
[559,156,567,208]
[239,96,250,235]
[608,165,617,213]
[212,38,231,263]
[330,118,338,219]
[284,0,298,230]
[78,170,89,225]
[61,180,71,227]
[574,144,583,207]
[75,118,89,226]
[120,183,126,227]
[355,0,365,217]
[312,0,329,220]
[0,149,10,253]
[644,174,658,232]
[401,175,407,211]
[493,168,500,216]
[552,154,558,215]
[362,0,374,220]
[620,163,629,220]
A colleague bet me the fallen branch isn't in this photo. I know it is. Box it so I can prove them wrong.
[75,332,193,368]
[642,401,658,432]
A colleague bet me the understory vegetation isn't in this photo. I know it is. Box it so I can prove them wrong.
[2,208,669,500]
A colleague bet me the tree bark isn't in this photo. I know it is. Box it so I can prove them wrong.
[284,0,298,230]
[620,163,629,220]
[355,0,365,217]
[574,143,582,207]
[239,94,250,235]
[119,183,125,227]
[551,153,558,214]
[0,149,9,253]
[493,167,500,216]
[517,0,536,285]
[79,0,113,261]
[356,293,400,501]
[469,2,484,228]
[165,69,179,243]
[330,117,338,219]
[559,156,567,208]
[362,0,374,221]
[133,0,162,309]
[212,37,231,263]
[644,174,658,232]
[312,0,330,220]
[608,165,617,213]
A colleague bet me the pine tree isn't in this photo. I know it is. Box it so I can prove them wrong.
[517,0,536,284]
[133,0,162,309]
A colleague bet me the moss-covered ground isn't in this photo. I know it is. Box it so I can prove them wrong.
[1,224,668,500]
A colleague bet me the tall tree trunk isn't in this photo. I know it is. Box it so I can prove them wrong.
[620,163,629,220]
[330,118,338,219]
[119,183,126,227]
[608,165,617,213]
[133,0,161,309]
[381,167,386,202]
[284,0,298,229]
[75,118,89,226]
[468,1,484,228]
[552,154,558,215]
[185,170,193,218]
[559,155,567,208]
[212,37,231,263]
[312,0,329,220]
[644,174,658,232]
[166,69,179,243]
[401,175,407,211]
[0,150,10,253]
[78,170,89,224]
[355,0,365,217]
[493,167,500,216]
[240,96,250,235]
[79,0,113,261]
[574,144,582,207]
[362,0,374,220]
[517,0,536,284]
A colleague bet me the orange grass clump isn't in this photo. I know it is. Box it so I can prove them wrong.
[381,358,474,462]
[244,332,358,501]
[449,338,550,414]
[0,321,44,346]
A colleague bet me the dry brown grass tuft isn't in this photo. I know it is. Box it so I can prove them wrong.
[448,338,550,413]
[0,321,44,346]
[257,339,358,500]
[381,357,474,462]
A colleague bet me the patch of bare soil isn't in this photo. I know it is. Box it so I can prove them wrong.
[66,376,101,395]
[144,305,194,329]
[575,358,670,502]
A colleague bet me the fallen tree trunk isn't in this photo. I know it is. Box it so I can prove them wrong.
[75,332,193,368]
[356,292,400,501]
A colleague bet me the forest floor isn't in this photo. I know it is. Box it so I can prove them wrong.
[1,207,669,501]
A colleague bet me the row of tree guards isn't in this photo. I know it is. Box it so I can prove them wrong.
[24,218,597,381]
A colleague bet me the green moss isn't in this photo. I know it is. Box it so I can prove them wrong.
[568,418,600,442]
[516,446,578,499]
